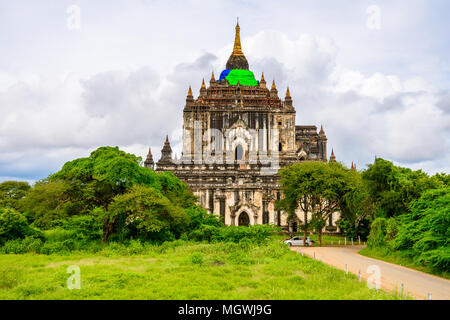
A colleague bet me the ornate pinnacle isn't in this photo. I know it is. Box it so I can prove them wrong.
[210,71,215,82]
[286,87,291,98]
[232,19,244,56]
[329,148,336,162]
[187,86,193,97]
[319,125,325,135]
[201,78,206,89]
[271,80,276,90]
[144,147,154,168]
[261,72,265,82]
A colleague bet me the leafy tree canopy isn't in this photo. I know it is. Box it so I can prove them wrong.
[362,158,443,218]
[106,185,190,242]
[0,181,30,210]
[278,161,357,245]
[0,208,42,244]
[367,187,450,272]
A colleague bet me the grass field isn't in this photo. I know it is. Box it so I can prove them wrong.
[0,239,400,300]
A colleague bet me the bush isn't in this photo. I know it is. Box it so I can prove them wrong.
[187,224,276,244]
[60,214,103,240]
[188,225,221,242]
[416,247,450,271]
[367,218,388,248]
[190,252,203,266]
[44,228,76,242]
[212,225,276,244]
[0,208,42,244]
[0,236,44,254]
[40,239,76,255]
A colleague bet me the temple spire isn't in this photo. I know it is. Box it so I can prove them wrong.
[232,18,244,56]
[319,124,325,136]
[226,20,249,70]
[200,78,207,97]
[286,87,291,98]
[144,147,154,169]
[329,148,336,162]
[158,135,173,164]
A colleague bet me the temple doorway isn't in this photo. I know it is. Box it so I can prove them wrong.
[238,211,250,226]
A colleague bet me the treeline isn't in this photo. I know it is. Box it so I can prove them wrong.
[362,159,449,273]
[277,158,449,273]
[0,146,276,254]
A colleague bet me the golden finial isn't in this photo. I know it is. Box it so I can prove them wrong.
[232,18,244,56]
[210,71,215,82]
[201,78,206,89]
[286,86,291,97]
[271,80,276,90]
[188,85,193,96]
[261,72,265,81]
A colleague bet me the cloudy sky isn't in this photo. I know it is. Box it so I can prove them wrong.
[1,0,449,183]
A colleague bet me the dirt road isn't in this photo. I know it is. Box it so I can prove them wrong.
[290,245,450,300]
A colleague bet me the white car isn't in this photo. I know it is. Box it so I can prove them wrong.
[284,236,313,247]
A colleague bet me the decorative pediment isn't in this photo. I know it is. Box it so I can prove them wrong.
[230,117,248,130]
[297,148,307,160]
[229,198,260,215]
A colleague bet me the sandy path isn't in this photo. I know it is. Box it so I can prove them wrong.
[290,245,450,300]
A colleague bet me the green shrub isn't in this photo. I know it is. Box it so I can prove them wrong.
[44,228,76,242]
[188,225,220,242]
[40,239,75,254]
[227,250,254,265]
[191,252,204,266]
[60,214,103,240]
[125,240,145,255]
[0,236,44,254]
[367,218,388,248]
[416,247,450,271]
[213,225,276,244]
[0,208,42,244]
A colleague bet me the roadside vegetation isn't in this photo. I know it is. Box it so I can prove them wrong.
[277,158,449,276]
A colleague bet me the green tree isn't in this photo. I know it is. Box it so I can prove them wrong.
[0,181,30,210]
[105,185,190,242]
[0,208,41,244]
[338,173,375,239]
[20,146,197,240]
[20,180,82,228]
[391,187,450,270]
[278,161,355,246]
[362,158,441,218]
[49,146,160,209]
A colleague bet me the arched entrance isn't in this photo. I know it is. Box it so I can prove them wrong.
[292,222,298,233]
[238,211,250,226]
[235,144,243,161]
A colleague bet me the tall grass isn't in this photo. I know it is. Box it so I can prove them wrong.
[0,239,398,300]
